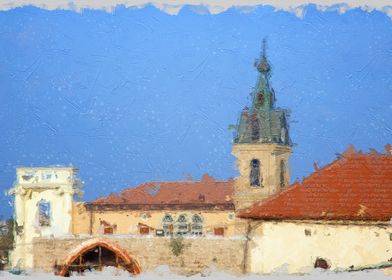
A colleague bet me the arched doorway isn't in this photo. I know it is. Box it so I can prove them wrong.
[314,257,330,270]
[57,239,141,276]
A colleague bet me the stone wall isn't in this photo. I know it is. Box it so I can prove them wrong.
[32,235,247,275]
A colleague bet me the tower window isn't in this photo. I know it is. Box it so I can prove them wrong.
[250,159,261,187]
[38,200,51,227]
[280,160,286,188]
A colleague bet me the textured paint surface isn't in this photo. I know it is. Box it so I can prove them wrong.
[250,221,392,274]
[1,5,391,218]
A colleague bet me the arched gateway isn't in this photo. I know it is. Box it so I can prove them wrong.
[57,239,141,276]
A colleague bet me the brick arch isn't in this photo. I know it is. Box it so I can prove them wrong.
[58,238,141,276]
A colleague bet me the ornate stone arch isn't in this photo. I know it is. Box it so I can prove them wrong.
[57,238,141,276]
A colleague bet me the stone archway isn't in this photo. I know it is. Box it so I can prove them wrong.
[57,238,141,276]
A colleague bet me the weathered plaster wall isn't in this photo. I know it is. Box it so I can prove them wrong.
[10,168,80,269]
[32,236,247,275]
[250,221,392,274]
[72,202,90,234]
[72,207,238,237]
[232,143,291,209]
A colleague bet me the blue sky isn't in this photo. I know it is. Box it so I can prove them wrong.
[0,5,391,218]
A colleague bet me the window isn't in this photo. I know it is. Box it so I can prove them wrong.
[139,225,150,235]
[214,227,225,236]
[38,200,51,226]
[162,214,173,236]
[104,227,114,234]
[100,220,116,234]
[280,160,286,188]
[250,159,261,187]
[281,127,287,144]
[176,214,188,236]
[191,214,203,236]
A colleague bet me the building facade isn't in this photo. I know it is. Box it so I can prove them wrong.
[239,145,392,273]
[7,44,392,276]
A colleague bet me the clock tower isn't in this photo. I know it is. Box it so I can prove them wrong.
[232,40,292,210]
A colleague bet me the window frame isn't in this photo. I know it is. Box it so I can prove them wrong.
[162,214,174,236]
[191,214,203,236]
[250,159,262,187]
[176,214,189,236]
[37,199,51,227]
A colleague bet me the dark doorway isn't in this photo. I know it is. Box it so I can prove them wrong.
[65,246,126,276]
[58,240,141,277]
[314,258,330,270]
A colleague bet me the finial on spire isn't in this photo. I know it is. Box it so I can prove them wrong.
[262,38,267,58]
[256,38,271,73]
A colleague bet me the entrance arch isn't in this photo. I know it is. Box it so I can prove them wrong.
[58,238,141,276]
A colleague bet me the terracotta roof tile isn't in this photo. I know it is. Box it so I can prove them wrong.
[89,174,234,207]
[239,145,392,221]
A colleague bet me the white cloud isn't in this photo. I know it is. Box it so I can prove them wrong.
[0,0,392,18]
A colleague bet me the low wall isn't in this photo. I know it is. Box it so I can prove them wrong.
[32,235,247,275]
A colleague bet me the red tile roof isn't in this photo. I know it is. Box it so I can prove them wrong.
[86,174,235,210]
[239,145,392,221]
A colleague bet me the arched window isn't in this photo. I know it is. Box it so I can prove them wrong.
[314,258,330,270]
[281,127,287,144]
[280,160,286,188]
[162,214,173,236]
[176,214,188,236]
[37,199,51,226]
[250,159,261,187]
[191,214,203,236]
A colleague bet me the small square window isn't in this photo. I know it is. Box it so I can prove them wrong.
[214,227,225,236]
[139,227,149,235]
[104,227,113,235]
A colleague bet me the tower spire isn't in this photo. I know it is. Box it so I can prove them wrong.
[234,39,290,146]
[252,38,274,111]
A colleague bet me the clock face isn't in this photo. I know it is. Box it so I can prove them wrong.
[256,93,264,107]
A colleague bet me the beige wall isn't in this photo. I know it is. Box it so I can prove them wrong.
[249,221,392,274]
[72,206,238,237]
[32,236,247,275]
[232,143,291,209]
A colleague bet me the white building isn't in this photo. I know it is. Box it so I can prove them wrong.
[239,145,392,273]
[8,167,82,268]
